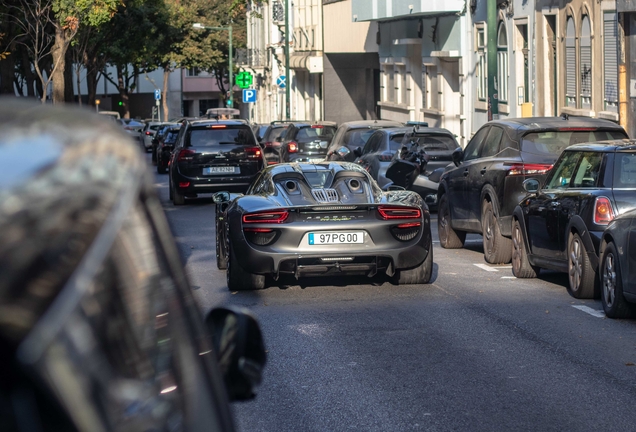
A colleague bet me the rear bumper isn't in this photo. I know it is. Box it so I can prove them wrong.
[172,170,256,194]
[229,216,432,277]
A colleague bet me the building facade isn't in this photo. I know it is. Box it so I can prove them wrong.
[617,1,636,137]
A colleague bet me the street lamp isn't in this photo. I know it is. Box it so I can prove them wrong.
[193,23,234,108]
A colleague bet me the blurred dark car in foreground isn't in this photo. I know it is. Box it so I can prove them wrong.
[512,140,636,299]
[168,119,266,205]
[0,101,266,432]
[598,209,636,318]
[326,120,403,162]
[437,116,627,265]
[214,162,433,291]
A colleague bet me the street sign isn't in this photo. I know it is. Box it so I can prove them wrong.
[243,89,257,103]
[236,71,253,89]
[276,75,286,88]
[154,89,161,100]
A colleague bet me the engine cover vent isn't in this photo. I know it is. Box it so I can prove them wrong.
[311,188,339,203]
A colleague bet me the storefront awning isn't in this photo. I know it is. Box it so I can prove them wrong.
[289,54,323,73]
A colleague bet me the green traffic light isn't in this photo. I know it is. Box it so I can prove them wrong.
[118,101,123,106]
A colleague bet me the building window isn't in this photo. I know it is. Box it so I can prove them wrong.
[396,65,407,105]
[497,22,509,104]
[387,66,395,102]
[580,15,592,110]
[186,67,201,77]
[565,17,577,108]
[423,65,439,110]
[604,12,619,113]
[476,24,487,102]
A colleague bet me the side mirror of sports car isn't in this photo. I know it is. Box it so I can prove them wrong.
[213,191,231,203]
[452,148,463,167]
[205,307,267,401]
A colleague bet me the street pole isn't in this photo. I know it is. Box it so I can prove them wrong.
[285,0,290,120]
[487,0,498,120]
[229,25,234,108]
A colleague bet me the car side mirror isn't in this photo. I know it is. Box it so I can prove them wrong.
[452,148,463,167]
[213,191,231,203]
[523,178,540,193]
[353,147,362,157]
[205,307,267,401]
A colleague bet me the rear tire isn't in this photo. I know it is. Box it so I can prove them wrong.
[601,242,633,318]
[157,157,167,174]
[227,243,265,290]
[172,181,185,206]
[482,200,512,264]
[395,238,433,285]
[438,194,466,249]
[567,233,596,299]
[511,218,539,278]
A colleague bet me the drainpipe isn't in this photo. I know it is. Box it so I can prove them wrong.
[487,0,498,120]
[618,13,628,131]
[285,0,291,120]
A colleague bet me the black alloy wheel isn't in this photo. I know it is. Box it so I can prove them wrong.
[227,243,265,291]
[172,180,185,206]
[567,233,596,299]
[394,237,434,285]
[437,194,466,249]
[601,242,633,318]
[482,200,512,264]
[511,218,539,278]
[216,218,228,270]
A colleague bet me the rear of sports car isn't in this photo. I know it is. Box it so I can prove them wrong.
[225,165,432,287]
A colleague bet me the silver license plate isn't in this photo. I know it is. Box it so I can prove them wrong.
[203,166,239,175]
[308,231,364,245]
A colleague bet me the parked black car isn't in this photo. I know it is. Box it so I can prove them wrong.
[0,101,266,432]
[157,124,181,173]
[168,119,266,205]
[278,121,337,163]
[152,122,178,164]
[437,116,628,264]
[326,120,404,162]
[511,140,636,299]
[353,127,410,187]
[598,209,636,318]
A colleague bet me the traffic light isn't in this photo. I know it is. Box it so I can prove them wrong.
[118,101,123,106]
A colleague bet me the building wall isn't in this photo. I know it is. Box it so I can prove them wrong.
[324,0,378,53]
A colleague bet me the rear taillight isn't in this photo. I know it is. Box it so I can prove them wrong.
[311,125,324,129]
[243,228,278,245]
[246,146,262,158]
[377,152,393,162]
[391,222,422,241]
[264,141,273,148]
[288,141,298,153]
[178,182,190,188]
[507,163,553,176]
[377,206,421,220]
[594,197,615,224]
[145,131,152,135]
[178,149,196,161]
[243,210,289,224]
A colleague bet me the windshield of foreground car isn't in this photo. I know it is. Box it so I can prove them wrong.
[521,130,627,156]
[187,126,257,147]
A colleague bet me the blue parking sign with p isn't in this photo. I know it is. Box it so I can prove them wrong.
[243,89,257,103]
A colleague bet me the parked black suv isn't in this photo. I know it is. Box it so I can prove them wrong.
[157,124,181,173]
[512,140,636,299]
[168,119,266,205]
[278,121,337,163]
[437,116,627,264]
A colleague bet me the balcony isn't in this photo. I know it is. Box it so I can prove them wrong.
[236,48,267,68]
[351,0,465,22]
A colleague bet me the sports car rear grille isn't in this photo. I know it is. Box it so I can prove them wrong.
[311,188,339,203]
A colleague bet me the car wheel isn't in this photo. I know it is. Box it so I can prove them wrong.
[216,218,228,270]
[511,218,539,278]
[172,181,185,206]
[437,194,466,249]
[157,155,167,174]
[227,243,265,290]
[395,237,433,285]
[601,242,633,318]
[567,233,596,299]
[482,200,512,264]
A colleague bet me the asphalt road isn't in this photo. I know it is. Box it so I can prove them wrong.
[153,168,636,432]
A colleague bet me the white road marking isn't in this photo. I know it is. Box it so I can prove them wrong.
[501,276,517,279]
[572,305,605,318]
[474,264,499,272]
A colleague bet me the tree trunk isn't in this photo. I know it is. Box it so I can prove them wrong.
[84,51,98,106]
[51,25,68,104]
[64,47,74,103]
[117,64,130,119]
[0,53,16,95]
[163,67,170,121]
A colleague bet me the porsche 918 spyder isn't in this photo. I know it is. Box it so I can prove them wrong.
[214,162,433,290]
